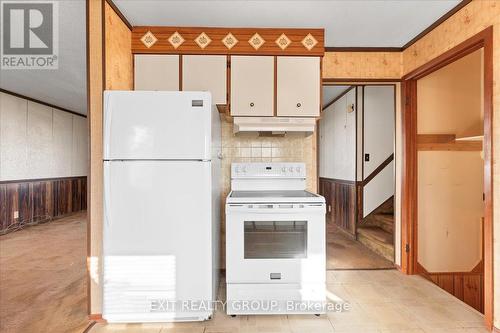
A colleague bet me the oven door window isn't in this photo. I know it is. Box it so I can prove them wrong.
[244,221,307,259]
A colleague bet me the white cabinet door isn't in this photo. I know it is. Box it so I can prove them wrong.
[230,56,274,117]
[182,55,227,105]
[134,55,179,91]
[277,56,320,117]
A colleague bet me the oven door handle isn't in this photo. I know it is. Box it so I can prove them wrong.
[278,204,294,209]
[227,203,325,213]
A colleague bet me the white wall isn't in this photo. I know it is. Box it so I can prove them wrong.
[363,86,395,177]
[319,88,356,181]
[363,86,395,217]
[0,92,88,181]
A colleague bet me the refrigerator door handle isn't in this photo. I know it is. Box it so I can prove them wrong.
[103,163,112,227]
[217,151,224,160]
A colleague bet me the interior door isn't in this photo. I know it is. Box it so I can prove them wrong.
[230,56,274,116]
[277,56,320,117]
[103,160,213,315]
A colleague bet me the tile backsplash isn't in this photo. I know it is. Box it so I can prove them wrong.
[220,118,317,207]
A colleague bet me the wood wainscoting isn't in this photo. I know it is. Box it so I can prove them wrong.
[319,177,356,237]
[0,176,87,233]
[417,262,483,313]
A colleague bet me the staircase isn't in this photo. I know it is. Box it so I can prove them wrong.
[357,197,394,261]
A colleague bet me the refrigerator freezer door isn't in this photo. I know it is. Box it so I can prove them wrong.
[104,91,211,160]
[103,160,214,322]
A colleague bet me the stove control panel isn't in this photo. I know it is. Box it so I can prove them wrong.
[231,163,306,178]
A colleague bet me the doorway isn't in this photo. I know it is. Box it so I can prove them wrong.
[401,27,493,327]
[319,84,396,270]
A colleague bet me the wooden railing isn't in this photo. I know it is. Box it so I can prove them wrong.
[361,153,394,186]
[357,153,394,219]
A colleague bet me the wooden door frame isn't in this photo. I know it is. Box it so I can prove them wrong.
[401,26,493,329]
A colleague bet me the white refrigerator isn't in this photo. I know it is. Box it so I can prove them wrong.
[102,91,221,323]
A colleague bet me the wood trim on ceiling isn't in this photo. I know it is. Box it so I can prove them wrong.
[0,88,86,118]
[114,0,470,52]
[322,85,355,111]
[323,78,402,83]
[132,27,324,56]
[324,0,472,52]
[104,0,132,31]
[401,0,473,50]
[325,47,402,52]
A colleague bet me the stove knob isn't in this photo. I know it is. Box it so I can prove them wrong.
[281,167,287,173]
[296,167,301,173]
[289,167,294,172]
[242,166,247,173]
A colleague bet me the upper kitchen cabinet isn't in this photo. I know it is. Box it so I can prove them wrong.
[134,55,179,91]
[182,55,227,105]
[277,56,320,117]
[230,56,274,117]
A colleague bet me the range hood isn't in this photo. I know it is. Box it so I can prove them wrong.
[233,117,316,134]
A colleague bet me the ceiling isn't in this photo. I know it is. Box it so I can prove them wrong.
[0,0,461,115]
[0,0,87,115]
[322,85,352,107]
[115,0,460,47]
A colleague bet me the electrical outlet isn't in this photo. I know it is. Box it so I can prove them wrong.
[347,103,355,113]
[13,210,19,219]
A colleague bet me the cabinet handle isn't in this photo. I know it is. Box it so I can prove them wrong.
[250,102,255,107]
[297,103,302,108]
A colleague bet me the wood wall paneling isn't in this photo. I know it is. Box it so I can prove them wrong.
[132,27,324,56]
[0,177,87,233]
[104,1,133,90]
[319,178,356,237]
[417,262,483,313]
[322,52,402,79]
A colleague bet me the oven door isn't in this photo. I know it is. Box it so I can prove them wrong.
[226,203,325,284]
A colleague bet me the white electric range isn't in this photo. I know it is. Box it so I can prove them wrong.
[225,162,326,315]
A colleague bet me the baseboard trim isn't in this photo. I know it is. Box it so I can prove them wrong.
[88,314,106,322]
[83,321,97,333]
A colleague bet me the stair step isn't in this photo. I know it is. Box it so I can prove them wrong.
[370,213,394,234]
[373,213,394,225]
[358,226,392,244]
[357,226,394,261]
